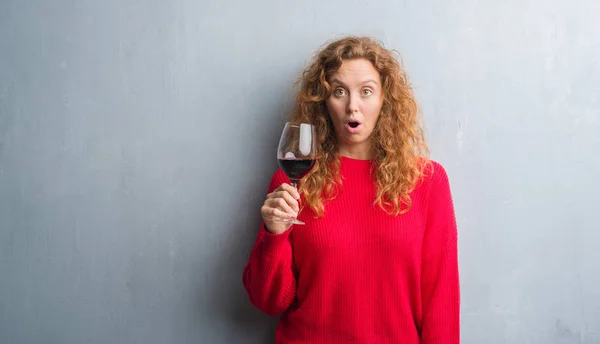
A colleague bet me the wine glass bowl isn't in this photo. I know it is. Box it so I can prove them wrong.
[275,122,317,225]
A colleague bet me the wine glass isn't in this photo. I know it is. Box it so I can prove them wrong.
[275,122,317,225]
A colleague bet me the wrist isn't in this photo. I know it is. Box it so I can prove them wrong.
[264,222,291,235]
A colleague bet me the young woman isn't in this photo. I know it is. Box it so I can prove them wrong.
[243,36,460,343]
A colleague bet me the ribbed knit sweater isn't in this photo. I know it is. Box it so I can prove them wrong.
[243,156,460,343]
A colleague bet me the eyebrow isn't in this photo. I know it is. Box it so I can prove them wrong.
[330,78,380,86]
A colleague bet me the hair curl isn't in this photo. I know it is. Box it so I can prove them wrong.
[290,36,431,217]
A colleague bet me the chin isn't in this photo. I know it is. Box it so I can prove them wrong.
[344,137,369,146]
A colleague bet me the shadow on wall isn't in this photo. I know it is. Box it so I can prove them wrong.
[204,218,280,343]
[200,119,292,342]
[0,100,17,169]
[194,56,301,341]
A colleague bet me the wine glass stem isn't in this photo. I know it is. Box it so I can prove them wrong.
[290,180,301,210]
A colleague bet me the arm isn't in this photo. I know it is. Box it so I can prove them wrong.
[421,163,460,343]
[242,170,297,316]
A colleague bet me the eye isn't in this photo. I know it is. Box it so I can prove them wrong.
[362,89,373,96]
[333,88,346,96]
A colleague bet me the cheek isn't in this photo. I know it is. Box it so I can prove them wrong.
[365,101,383,121]
[326,100,345,121]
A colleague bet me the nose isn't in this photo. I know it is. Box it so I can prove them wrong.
[346,93,359,114]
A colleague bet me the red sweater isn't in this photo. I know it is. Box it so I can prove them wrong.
[243,157,460,343]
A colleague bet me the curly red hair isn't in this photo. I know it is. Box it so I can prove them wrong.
[290,36,431,217]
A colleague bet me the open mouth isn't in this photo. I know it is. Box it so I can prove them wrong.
[345,121,362,133]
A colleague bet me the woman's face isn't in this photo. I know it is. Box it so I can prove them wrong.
[325,58,384,159]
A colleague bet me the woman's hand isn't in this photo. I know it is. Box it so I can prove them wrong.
[261,183,301,235]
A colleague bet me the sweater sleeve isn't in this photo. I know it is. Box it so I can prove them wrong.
[242,170,297,316]
[420,162,460,343]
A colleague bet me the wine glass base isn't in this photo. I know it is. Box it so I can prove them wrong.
[273,218,305,225]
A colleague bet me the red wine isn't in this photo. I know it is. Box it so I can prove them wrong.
[278,159,315,181]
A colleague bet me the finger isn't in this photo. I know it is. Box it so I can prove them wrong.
[266,184,288,200]
[261,202,296,221]
[278,183,301,200]
[266,206,295,220]
[261,205,275,220]
[269,191,299,211]
[267,198,298,217]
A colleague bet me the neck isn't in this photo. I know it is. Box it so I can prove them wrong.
[337,143,372,160]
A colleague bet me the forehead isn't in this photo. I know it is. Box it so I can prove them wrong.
[330,59,380,83]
